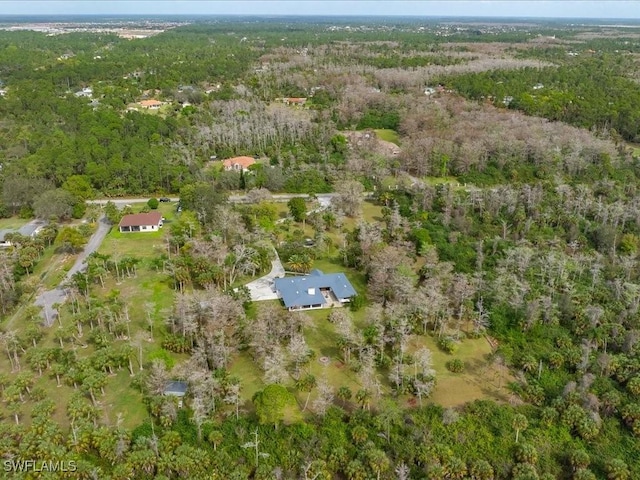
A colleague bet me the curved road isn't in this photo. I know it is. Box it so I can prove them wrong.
[35,215,111,326]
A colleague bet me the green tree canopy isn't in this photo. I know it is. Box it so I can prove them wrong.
[252,384,297,429]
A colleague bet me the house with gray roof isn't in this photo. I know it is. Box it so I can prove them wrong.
[274,269,356,311]
[164,381,187,397]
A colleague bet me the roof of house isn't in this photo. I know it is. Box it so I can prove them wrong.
[274,269,356,309]
[119,211,163,228]
[0,229,11,242]
[286,97,307,103]
[222,156,256,169]
[139,99,162,107]
[164,380,188,396]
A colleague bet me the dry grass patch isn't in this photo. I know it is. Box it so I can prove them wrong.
[407,334,513,408]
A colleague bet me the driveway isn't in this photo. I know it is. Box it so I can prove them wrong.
[244,250,285,301]
[35,215,111,326]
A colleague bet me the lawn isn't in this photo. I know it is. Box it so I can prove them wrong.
[0,217,30,230]
[407,334,512,408]
[240,257,509,411]
[374,129,400,145]
[99,228,166,259]
[103,369,148,428]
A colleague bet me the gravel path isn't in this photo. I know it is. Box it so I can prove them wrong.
[35,216,111,326]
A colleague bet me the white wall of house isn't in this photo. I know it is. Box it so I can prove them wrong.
[120,224,159,232]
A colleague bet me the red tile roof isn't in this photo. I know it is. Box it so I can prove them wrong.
[119,211,163,228]
[139,99,162,107]
[222,156,256,169]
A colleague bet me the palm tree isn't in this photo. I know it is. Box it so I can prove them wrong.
[512,413,529,444]
[287,254,313,274]
[605,459,630,480]
[350,425,368,445]
[367,449,390,480]
[355,389,371,411]
[337,386,352,407]
[207,430,223,451]
[295,374,316,411]
[469,459,495,480]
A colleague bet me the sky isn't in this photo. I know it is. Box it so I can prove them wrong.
[0,1,639,19]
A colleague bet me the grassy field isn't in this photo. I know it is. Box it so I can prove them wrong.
[0,216,29,230]
[231,298,510,412]
[374,129,400,145]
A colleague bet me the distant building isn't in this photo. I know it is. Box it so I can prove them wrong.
[138,99,163,109]
[118,212,163,233]
[222,156,256,172]
[164,381,187,408]
[0,230,13,248]
[74,87,93,98]
[276,97,307,106]
[164,381,188,397]
[274,269,357,311]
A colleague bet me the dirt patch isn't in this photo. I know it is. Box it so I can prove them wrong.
[343,130,401,158]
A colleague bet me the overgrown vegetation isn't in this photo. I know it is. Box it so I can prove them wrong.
[2,16,640,480]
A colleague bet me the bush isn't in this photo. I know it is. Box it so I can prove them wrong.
[148,198,159,209]
[349,294,365,311]
[72,202,87,219]
[446,358,465,373]
[438,336,458,354]
[162,335,192,354]
[147,348,176,370]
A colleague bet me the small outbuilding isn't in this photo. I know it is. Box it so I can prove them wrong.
[164,380,187,408]
[163,381,188,397]
[118,212,163,233]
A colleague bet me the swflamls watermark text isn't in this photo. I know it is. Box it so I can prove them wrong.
[3,460,77,473]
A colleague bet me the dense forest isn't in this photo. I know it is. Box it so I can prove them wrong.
[1,17,640,480]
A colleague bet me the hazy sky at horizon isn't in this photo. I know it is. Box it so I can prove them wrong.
[0,1,639,19]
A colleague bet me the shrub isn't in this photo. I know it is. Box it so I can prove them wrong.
[438,336,458,354]
[446,358,465,373]
[349,294,365,311]
[148,198,159,209]
[162,335,192,354]
[147,348,176,370]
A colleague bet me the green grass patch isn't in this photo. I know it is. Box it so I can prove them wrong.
[103,369,148,428]
[228,352,265,403]
[0,216,29,230]
[99,229,165,259]
[374,128,400,145]
[407,334,512,408]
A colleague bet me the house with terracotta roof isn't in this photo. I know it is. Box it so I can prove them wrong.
[222,156,256,172]
[138,99,163,109]
[119,212,163,233]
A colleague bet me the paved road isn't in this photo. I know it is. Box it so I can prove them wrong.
[87,198,180,206]
[87,192,372,206]
[243,250,285,301]
[35,215,111,326]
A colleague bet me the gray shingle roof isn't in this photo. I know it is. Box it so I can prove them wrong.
[274,269,356,309]
[164,380,188,396]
